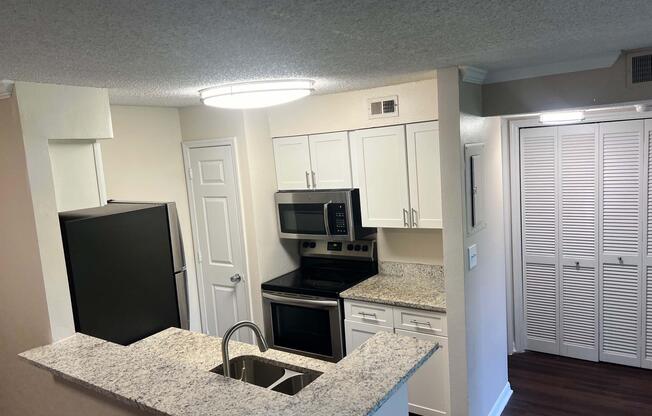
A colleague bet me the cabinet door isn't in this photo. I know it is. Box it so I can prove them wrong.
[273,136,312,190]
[520,126,560,355]
[406,121,443,228]
[395,329,449,416]
[599,120,645,367]
[344,319,393,354]
[558,124,599,361]
[350,125,411,228]
[308,132,352,189]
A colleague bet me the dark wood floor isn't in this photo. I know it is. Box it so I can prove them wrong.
[503,351,652,415]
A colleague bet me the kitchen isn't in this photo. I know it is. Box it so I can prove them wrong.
[3,3,652,416]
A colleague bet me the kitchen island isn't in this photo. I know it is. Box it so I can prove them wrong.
[19,327,438,416]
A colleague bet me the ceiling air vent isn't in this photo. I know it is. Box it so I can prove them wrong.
[368,95,398,119]
[628,50,652,85]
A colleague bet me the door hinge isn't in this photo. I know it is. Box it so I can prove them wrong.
[196,251,202,263]
[188,168,194,180]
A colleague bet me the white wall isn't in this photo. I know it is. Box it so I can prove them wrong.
[178,106,300,327]
[14,82,114,341]
[100,105,202,331]
[267,77,443,265]
[267,77,438,136]
[438,68,510,416]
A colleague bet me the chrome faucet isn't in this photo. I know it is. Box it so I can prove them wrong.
[221,320,269,378]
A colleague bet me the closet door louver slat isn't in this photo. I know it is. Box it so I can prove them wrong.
[520,127,559,354]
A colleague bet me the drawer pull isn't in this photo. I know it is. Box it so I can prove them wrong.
[359,311,377,319]
[410,319,432,327]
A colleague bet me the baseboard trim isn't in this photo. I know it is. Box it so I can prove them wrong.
[488,382,513,416]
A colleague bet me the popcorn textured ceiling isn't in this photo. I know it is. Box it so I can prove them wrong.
[2,0,651,106]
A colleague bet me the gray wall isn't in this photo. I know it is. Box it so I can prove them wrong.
[483,52,652,116]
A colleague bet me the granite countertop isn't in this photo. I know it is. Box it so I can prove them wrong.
[341,262,446,312]
[19,327,438,416]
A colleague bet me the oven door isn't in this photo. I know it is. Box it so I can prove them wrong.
[275,190,354,241]
[262,291,343,362]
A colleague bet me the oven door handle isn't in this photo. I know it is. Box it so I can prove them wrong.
[263,292,339,307]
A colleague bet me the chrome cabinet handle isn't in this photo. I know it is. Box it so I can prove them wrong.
[410,319,432,327]
[403,209,409,227]
[311,171,317,188]
[305,171,311,188]
[411,208,418,227]
[359,312,377,319]
[230,274,242,283]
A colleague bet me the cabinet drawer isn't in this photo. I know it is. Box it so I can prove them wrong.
[393,307,447,336]
[344,300,394,327]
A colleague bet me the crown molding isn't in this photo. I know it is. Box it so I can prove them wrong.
[0,80,14,100]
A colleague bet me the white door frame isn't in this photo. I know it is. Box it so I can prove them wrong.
[505,109,652,354]
[182,137,253,334]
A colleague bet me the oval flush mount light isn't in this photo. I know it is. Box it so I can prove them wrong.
[200,79,314,109]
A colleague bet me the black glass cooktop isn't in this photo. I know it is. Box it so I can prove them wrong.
[262,258,377,298]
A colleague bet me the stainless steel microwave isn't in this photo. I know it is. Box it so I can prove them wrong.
[275,189,376,241]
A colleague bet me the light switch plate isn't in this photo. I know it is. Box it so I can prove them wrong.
[468,244,478,270]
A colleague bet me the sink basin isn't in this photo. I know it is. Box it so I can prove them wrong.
[211,355,322,395]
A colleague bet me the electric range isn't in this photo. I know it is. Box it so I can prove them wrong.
[261,239,377,362]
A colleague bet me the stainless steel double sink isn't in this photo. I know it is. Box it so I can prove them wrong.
[211,355,322,395]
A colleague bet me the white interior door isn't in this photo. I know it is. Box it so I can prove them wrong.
[273,135,312,190]
[308,131,352,189]
[520,126,560,354]
[406,121,443,229]
[351,125,411,228]
[599,120,645,366]
[186,144,251,342]
[558,124,599,361]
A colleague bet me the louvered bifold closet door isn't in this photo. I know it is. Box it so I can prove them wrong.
[520,127,559,354]
[599,120,645,367]
[644,120,652,369]
[559,124,599,361]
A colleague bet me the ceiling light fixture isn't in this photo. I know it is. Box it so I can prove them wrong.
[200,79,314,109]
[539,110,585,125]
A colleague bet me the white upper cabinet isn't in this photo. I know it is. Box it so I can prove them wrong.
[273,132,352,190]
[273,135,312,190]
[351,122,442,229]
[407,121,443,228]
[308,132,352,189]
[351,125,412,228]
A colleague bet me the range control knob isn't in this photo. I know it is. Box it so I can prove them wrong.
[302,242,310,248]
[354,244,361,251]
[347,244,354,251]
[309,242,316,248]
[362,245,369,252]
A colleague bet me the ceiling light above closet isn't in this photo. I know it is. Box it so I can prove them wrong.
[200,80,314,109]
[539,110,585,124]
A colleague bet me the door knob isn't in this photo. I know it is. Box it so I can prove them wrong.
[230,274,242,283]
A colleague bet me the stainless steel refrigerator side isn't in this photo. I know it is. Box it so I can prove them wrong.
[166,202,190,330]
[174,271,190,330]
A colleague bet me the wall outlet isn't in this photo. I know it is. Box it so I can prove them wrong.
[468,244,478,270]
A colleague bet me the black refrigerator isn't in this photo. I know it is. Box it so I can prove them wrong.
[59,201,190,345]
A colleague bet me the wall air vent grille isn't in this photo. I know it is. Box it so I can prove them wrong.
[368,95,398,119]
[632,54,652,84]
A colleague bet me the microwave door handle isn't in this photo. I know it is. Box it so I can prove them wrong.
[323,202,331,236]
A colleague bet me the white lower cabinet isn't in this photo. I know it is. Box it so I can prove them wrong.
[395,330,449,416]
[344,300,449,416]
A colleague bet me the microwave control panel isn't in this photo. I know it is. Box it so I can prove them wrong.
[329,203,348,235]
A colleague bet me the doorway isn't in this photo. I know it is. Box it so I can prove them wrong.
[183,138,252,342]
